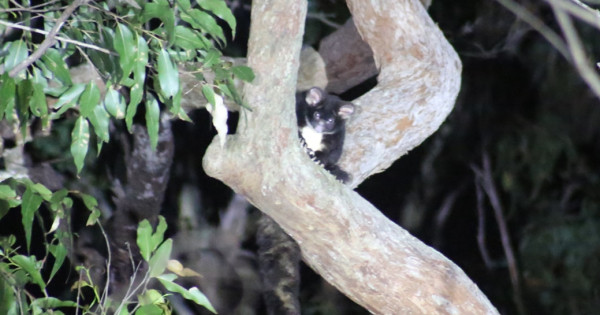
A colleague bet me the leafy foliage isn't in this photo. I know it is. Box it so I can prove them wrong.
[0,179,77,313]
[0,0,249,313]
[0,0,254,174]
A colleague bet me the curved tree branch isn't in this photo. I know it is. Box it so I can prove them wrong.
[203,0,498,314]
[342,0,463,187]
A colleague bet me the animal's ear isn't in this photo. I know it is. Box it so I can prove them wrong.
[305,87,324,106]
[338,103,355,119]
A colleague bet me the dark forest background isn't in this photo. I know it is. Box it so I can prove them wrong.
[1,0,599,314]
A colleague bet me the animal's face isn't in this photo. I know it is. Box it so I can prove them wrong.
[303,88,354,134]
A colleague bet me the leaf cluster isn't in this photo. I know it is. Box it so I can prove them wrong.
[0,179,83,315]
[0,0,254,174]
[0,0,247,313]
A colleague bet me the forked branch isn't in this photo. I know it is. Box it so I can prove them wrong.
[203,0,498,314]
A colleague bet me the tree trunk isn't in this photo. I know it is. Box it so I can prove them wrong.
[203,0,499,314]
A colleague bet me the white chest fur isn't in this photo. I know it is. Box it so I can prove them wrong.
[301,126,323,151]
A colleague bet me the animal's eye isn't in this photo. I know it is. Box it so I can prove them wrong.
[327,118,334,124]
[313,112,321,119]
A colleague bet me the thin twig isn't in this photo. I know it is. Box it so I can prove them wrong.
[549,0,600,100]
[116,262,151,315]
[8,0,24,9]
[8,0,87,78]
[472,173,495,269]
[432,188,461,249]
[547,0,600,30]
[0,4,66,13]
[495,0,571,61]
[478,153,528,315]
[97,222,111,314]
[11,285,25,315]
[0,20,114,55]
[307,12,342,29]
[2,0,62,11]
[75,267,83,315]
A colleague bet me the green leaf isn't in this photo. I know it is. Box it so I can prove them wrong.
[80,193,98,211]
[197,0,236,38]
[88,49,111,79]
[174,26,207,50]
[127,85,141,133]
[0,201,10,221]
[98,26,123,81]
[168,85,182,114]
[137,219,153,261]
[167,49,193,63]
[157,275,216,313]
[52,83,85,110]
[145,97,160,151]
[231,65,255,83]
[4,40,28,78]
[128,35,149,132]
[157,49,179,98]
[50,189,68,205]
[104,87,126,119]
[86,208,101,226]
[202,85,216,106]
[180,9,225,45]
[135,304,163,315]
[0,275,15,315]
[175,106,192,122]
[175,0,191,11]
[35,59,54,80]
[43,85,68,98]
[5,196,20,209]
[213,65,230,81]
[28,182,52,201]
[31,297,77,309]
[138,289,165,306]
[142,2,175,46]
[49,215,60,233]
[62,197,73,209]
[114,23,136,81]
[217,82,232,99]
[148,239,172,278]
[16,79,33,131]
[40,48,72,85]
[227,76,249,109]
[0,185,16,200]
[21,188,43,253]
[79,82,101,118]
[121,77,135,88]
[48,243,67,281]
[31,66,48,88]
[151,216,167,253]
[70,117,90,174]
[202,49,220,69]
[158,273,177,282]
[134,35,149,83]
[0,74,16,121]
[88,104,110,144]
[11,255,45,292]
[30,83,48,129]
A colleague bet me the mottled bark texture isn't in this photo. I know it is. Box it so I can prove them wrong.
[319,19,378,95]
[257,215,302,315]
[104,117,174,299]
[203,1,499,315]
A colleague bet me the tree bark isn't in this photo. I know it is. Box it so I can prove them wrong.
[203,0,499,314]
[319,19,378,95]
